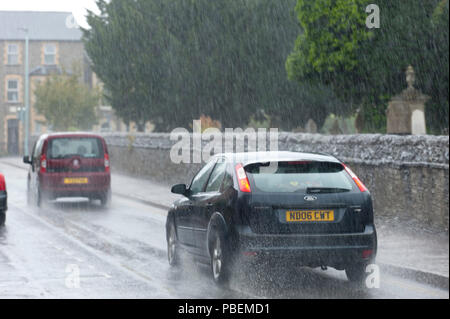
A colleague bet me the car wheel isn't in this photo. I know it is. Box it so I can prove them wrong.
[100,190,111,208]
[345,263,368,283]
[35,185,42,208]
[0,211,5,226]
[167,222,180,267]
[210,229,231,285]
[27,179,32,206]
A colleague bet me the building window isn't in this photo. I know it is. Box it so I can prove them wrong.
[7,44,19,65]
[44,44,56,65]
[7,79,19,103]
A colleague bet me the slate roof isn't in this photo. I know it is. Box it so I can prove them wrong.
[0,11,83,41]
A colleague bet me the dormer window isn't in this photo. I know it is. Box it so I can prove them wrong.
[44,44,56,65]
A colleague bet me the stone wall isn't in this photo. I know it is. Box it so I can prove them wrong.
[102,132,449,231]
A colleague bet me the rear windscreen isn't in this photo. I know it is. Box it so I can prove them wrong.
[245,161,354,193]
[48,138,104,159]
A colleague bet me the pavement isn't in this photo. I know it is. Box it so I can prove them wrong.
[1,156,448,291]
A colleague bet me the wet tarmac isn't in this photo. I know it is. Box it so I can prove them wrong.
[0,162,448,299]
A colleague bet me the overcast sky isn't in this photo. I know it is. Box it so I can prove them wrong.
[0,0,100,29]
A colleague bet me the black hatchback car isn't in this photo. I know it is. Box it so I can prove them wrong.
[166,152,377,284]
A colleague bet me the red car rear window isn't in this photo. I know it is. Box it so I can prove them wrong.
[47,137,104,159]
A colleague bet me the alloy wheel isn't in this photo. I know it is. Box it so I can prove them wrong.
[212,236,223,280]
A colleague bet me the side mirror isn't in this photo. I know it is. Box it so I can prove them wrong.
[23,156,32,165]
[171,184,188,196]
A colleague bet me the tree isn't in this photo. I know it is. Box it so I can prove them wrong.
[34,73,99,131]
[83,0,343,132]
[83,0,176,132]
[287,0,449,134]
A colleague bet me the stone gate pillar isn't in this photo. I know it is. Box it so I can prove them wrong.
[386,65,430,135]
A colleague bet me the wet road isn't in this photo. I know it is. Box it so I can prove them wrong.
[0,162,448,299]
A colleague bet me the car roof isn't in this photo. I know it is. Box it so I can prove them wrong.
[213,151,341,166]
[39,132,105,140]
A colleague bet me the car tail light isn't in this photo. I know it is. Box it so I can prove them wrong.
[40,154,47,173]
[0,174,6,191]
[235,163,251,193]
[243,251,257,257]
[104,153,110,173]
[362,249,373,259]
[343,164,368,192]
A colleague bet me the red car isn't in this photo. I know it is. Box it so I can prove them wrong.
[23,133,111,207]
[0,173,6,226]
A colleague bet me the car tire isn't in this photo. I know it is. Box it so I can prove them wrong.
[210,228,231,285]
[345,263,368,283]
[36,186,44,208]
[0,211,5,226]
[100,190,111,208]
[27,179,31,206]
[167,222,180,267]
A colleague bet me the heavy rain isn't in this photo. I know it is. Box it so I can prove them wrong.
[0,0,448,305]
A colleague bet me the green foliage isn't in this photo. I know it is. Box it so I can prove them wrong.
[34,73,99,131]
[287,0,449,134]
[287,0,371,77]
[83,0,343,132]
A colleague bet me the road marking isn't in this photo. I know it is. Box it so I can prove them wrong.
[100,272,112,279]
[12,204,174,294]
[121,263,153,282]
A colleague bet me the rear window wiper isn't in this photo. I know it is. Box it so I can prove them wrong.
[306,187,351,194]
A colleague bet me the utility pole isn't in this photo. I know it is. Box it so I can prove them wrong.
[19,28,30,156]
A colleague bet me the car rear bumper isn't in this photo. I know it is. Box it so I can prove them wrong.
[234,224,377,268]
[0,191,7,211]
[40,172,110,198]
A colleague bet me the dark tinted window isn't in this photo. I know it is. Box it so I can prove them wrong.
[32,142,38,159]
[205,160,226,192]
[48,138,104,159]
[220,166,234,192]
[245,161,354,193]
[190,159,216,194]
[33,138,44,159]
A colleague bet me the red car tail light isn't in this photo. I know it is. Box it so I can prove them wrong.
[40,154,47,173]
[104,153,110,173]
[243,251,257,257]
[343,164,368,192]
[235,163,251,193]
[0,174,6,191]
[362,249,373,259]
